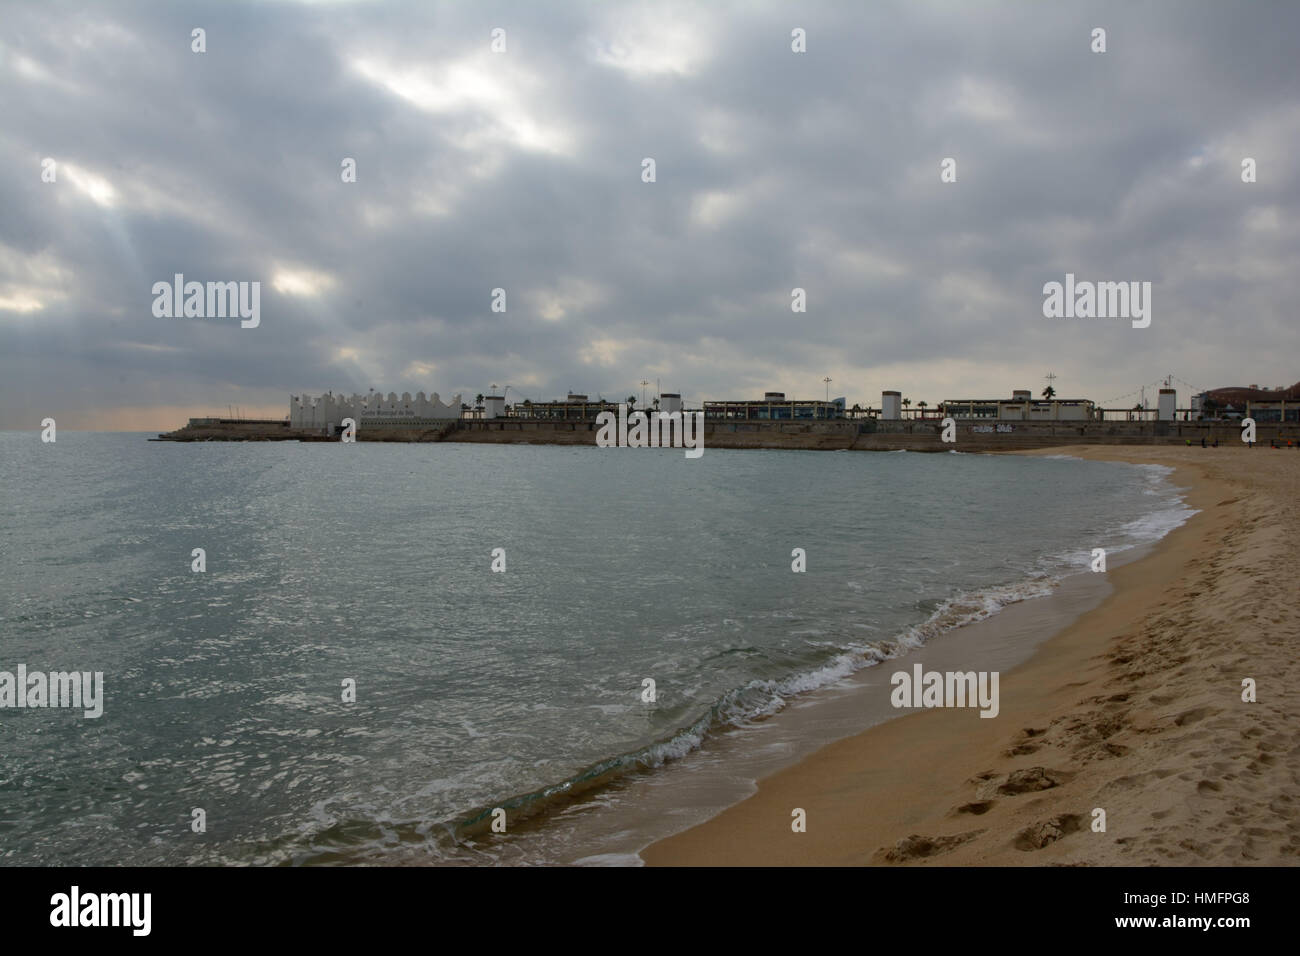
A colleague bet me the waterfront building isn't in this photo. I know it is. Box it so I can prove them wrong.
[289,391,462,432]
[881,391,902,420]
[515,394,621,421]
[1193,382,1300,422]
[941,391,1097,421]
[703,392,844,421]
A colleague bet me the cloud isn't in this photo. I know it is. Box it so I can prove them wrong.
[272,267,337,297]
[1,0,1298,429]
[61,163,119,207]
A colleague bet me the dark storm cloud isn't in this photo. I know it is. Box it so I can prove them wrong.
[1,0,1298,428]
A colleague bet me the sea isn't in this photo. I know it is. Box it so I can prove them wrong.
[0,433,1195,866]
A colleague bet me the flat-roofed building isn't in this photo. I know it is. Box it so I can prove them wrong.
[942,391,1097,421]
[704,394,843,421]
[515,395,620,421]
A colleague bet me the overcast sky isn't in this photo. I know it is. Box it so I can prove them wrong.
[2,0,1297,429]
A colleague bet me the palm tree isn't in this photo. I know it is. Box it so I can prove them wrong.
[902,398,911,417]
[626,395,637,410]
[475,393,485,406]
[917,400,928,416]
[1042,386,1056,400]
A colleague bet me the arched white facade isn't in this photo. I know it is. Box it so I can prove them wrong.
[290,391,463,430]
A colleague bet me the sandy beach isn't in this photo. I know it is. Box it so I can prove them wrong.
[643,446,1300,866]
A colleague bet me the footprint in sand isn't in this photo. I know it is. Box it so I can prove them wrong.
[1173,706,1219,727]
[882,829,984,862]
[1014,814,1086,851]
[994,766,1066,796]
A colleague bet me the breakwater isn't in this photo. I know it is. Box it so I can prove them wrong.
[155,417,1300,451]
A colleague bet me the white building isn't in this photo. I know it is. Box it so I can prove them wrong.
[290,391,462,432]
[942,392,1096,421]
[1158,388,1177,422]
[881,391,902,420]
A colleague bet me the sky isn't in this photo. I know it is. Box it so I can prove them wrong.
[2,0,1298,430]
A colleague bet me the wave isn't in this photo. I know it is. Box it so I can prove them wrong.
[1036,461,1195,572]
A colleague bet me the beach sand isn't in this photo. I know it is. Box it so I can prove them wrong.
[642,446,1299,865]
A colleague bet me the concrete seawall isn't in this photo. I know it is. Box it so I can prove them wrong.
[850,419,1296,451]
[155,417,1300,451]
[443,418,1300,452]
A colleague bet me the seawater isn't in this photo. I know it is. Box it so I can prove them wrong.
[0,434,1193,865]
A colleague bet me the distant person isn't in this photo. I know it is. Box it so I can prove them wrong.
[1213,438,1219,447]
[1201,437,1206,448]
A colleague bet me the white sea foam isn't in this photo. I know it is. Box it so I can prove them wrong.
[573,853,645,866]
[646,573,1062,759]
[1119,504,1198,542]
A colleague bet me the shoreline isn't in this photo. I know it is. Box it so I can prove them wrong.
[641,445,1299,865]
